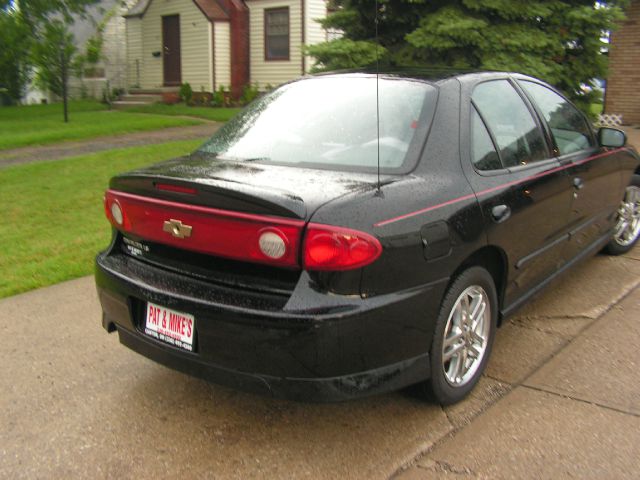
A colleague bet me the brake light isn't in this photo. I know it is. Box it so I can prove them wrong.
[303,224,382,271]
[155,183,197,195]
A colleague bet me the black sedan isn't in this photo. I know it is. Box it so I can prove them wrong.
[96,71,640,404]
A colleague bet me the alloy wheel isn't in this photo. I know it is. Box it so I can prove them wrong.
[614,185,640,247]
[441,285,491,387]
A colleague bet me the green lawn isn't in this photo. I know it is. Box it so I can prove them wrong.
[0,101,202,150]
[123,103,242,122]
[0,139,201,298]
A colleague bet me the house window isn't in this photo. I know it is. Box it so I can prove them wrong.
[265,7,289,60]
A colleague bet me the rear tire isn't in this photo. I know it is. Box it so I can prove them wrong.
[426,266,498,405]
[605,174,640,256]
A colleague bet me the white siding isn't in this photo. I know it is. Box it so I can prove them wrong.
[138,0,211,90]
[213,22,231,89]
[304,0,326,72]
[247,0,303,88]
[126,17,143,87]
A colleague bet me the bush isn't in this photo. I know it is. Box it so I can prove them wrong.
[211,85,229,107]
[191,91,213,106]
[240,83,260,105]
[179,82,193,104]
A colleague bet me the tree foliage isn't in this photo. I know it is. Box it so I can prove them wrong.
[0,10,30,104]
[0,0,97,29]
[307,0,628,107]
[0,0,96,107]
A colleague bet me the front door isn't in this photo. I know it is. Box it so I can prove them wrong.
[162,15,181,86]
[517,80,622,262]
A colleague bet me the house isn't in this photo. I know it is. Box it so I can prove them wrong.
[604,0,640,124]
[123,0,328,97]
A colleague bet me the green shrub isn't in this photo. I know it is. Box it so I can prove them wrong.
[240,83,260,105]
[211,85,229,107]
[179,82,193,104]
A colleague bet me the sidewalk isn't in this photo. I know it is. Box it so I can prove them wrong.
[0,121,220,168]
[623,125,640,150]
[396,252,640,479]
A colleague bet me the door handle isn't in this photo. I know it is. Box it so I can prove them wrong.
[491,204,511,223]
[573,177,584,190]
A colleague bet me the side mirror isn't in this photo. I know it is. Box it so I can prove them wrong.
[598,127,626,148]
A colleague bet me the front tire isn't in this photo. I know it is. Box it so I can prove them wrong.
[427,266,498,405]
[605,174,640,256]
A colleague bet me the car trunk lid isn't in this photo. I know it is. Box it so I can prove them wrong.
[109,153,383,220]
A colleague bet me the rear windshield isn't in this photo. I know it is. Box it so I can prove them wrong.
[198,75,438,173]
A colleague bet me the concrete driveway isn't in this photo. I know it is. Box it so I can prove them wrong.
[1,243,639,479]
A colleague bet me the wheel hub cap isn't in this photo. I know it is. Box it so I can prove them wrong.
[442,285,491,387]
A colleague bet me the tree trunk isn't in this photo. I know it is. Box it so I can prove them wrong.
[61,50,68,123]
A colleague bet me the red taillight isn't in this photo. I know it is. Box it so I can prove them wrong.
[303,224,382,271]
[103,190,382,271]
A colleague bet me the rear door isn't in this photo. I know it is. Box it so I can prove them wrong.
[518,80,622,262]
[460,78,573,310]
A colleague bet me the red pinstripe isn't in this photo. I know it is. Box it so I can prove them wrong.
[373,148,628,228]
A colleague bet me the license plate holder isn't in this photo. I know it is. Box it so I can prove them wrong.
[144,301,195,352]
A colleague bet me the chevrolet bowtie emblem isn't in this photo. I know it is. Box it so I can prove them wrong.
[163,219,193,239]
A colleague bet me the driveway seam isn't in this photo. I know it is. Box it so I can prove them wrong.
[505,318,581,340]
[519,383,640,418]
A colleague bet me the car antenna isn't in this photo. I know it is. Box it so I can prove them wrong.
[375,0,382,195]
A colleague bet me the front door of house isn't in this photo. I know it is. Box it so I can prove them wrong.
[162,15,181,86]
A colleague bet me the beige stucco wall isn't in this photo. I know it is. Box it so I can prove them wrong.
[213,21,231,90]
[126,0,212,91]
[246,0,303,88]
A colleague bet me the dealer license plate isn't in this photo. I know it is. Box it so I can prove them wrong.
[144,302,195,352]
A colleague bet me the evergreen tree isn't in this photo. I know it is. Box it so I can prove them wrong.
[308,0,627,109]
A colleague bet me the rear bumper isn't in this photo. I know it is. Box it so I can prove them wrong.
[115,327,430,401]
[95,252,447,401]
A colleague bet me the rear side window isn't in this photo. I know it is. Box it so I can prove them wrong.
[472,80,547,168]
[519,81,594,156]
[471,107,501,171]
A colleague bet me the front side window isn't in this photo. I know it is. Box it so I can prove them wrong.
[265,8,289,60]
[520,81,594,156]
[198,76,437,172]
[472,80,547,168]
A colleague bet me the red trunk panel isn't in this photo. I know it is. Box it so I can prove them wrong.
[105,189,304,268]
